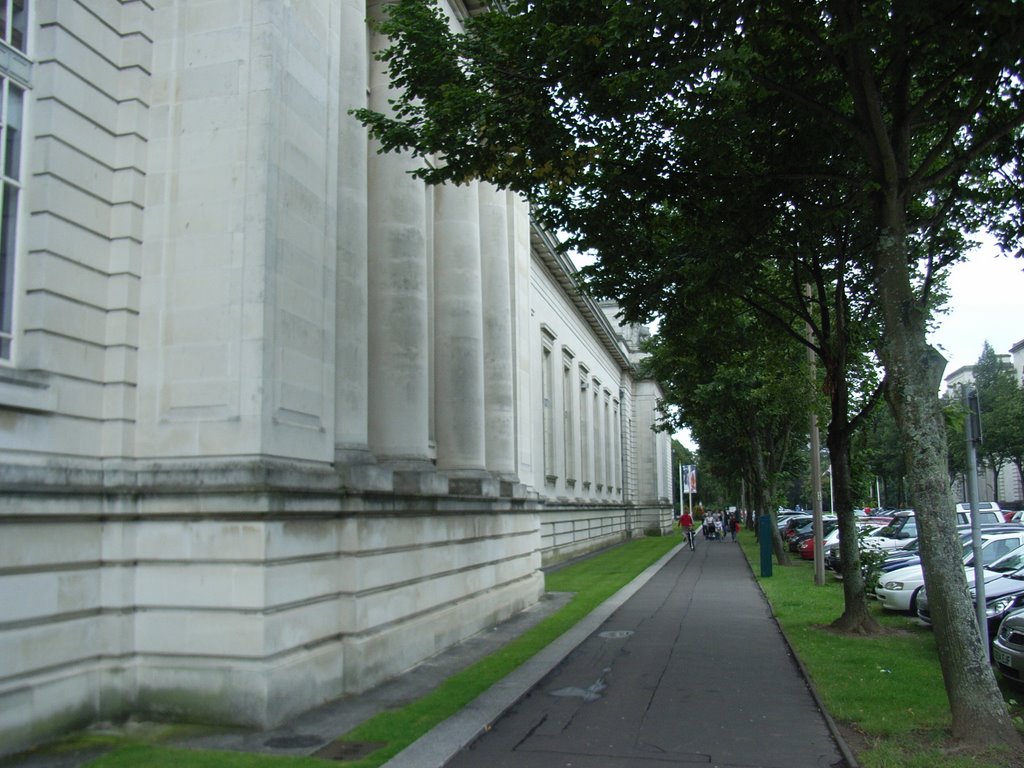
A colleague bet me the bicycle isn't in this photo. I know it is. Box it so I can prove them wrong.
[684,526,696,551]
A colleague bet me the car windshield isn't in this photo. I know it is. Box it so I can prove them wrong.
[989,544,1024,573]
[878,516,915,539]
[979,537,1024,565]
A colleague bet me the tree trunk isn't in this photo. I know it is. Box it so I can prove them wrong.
[816,281,883,633]
[827,424,882,634]
[874,209,1018,745]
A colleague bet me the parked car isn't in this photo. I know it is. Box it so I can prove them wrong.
[824,523,886,578]
[917,559,1024,643]
[787,519,837,552]
[776,509,808,527]
[860,511,919,553]
[788,524,810,552]
[863,508,1003,553]
[876,532,1024,612]
[794,520,839,559]
[779,514,812,536]
[878,523,1024,574]
[781,518,814,546]
[879,538,921,572]
[956,501,1003,518]
[993,607,1024,687]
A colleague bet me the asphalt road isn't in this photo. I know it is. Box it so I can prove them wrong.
[442,537,846,768]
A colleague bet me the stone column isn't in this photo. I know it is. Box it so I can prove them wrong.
[335,0,370,462]
[478,183,516,477]
[433,181,486,472]
[366,5,430,462]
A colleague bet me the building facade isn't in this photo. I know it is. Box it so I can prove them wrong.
[0,1,671,754]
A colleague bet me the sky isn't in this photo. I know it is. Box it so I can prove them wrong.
[928,236,1024,381]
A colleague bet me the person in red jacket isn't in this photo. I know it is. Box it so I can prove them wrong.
[679,511,695,551]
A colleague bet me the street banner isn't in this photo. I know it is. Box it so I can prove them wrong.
[683,464,697,494]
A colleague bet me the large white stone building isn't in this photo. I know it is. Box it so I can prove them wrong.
[0,0,672,754]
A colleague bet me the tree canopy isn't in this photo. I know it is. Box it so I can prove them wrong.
[641,292,810,563]
[356,0,1024,745]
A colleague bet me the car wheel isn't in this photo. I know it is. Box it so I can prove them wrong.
[909,587,922,614]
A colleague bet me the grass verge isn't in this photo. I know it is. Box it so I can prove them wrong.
[28,536,679,768]
[738,532,1024,768]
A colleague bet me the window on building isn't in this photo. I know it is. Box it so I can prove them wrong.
[562,349,576,485]
[0,0,27,53]
[541,328,556,481]
[593,381,602,490]
[613,399,620,491]
[604,393,612,492]
[579,367,590,487]
[0,0,27,361]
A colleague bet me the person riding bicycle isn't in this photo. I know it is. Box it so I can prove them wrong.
[679,511,695,550]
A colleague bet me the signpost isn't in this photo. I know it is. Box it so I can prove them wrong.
[965,388,988,649]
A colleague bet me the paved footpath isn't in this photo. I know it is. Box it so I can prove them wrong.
[391,537,849,768]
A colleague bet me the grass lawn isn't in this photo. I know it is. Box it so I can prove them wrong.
[738,531,1024,768]
[17,536,679,768]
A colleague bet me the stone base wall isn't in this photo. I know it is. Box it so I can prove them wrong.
[0,462,544,756]
[538,504,674,567]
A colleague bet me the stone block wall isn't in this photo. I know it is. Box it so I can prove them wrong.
[0,475,543,753]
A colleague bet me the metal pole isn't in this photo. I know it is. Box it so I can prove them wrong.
[809,414,825,585]
[688,465,694,517]
[804,288,825,585]
[678,463,683,518]
[966,388,988,648]
[828,465,834,516]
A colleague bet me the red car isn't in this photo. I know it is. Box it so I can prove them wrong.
[797,522,839,559]
[799,536,816,560]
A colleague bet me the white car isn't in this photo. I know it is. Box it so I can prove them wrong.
[860,511,918,553]
[956,501,1003,518]
[824,523,887,579]
[876,532,1024,612]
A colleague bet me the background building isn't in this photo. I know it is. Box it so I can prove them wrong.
[0,1,672,755]
[944,344,1024,506]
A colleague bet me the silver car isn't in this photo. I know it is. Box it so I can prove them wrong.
[994,607,1024,687]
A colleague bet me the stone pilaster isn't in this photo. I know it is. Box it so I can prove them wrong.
[366,6,431,463]
[478,184,517,477]
[433,181,486,472]
[335,0,371,463]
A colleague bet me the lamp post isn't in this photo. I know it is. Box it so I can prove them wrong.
[966,387,988,649]
[823,465,834,516]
